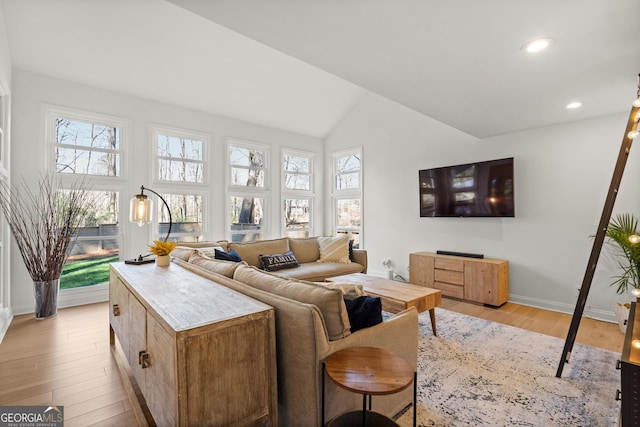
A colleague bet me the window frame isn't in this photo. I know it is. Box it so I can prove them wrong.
[331,147,363,247]
[226,138,270,242]
[149,125,210,243]
[282,148,315,238]
[44,105,130,293]
[44,105,129,181]
[152,124,208,186]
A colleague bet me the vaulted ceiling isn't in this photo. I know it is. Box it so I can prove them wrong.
[3,0,639,138]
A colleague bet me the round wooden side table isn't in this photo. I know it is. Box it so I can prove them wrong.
[322,346,416,427]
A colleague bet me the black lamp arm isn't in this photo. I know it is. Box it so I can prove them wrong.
[140,185,173,242]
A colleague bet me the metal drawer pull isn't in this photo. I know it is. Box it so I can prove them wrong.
[139,351,150,368]
[112,304,120,316]
[616,360,622,370]
[616,389,622,401]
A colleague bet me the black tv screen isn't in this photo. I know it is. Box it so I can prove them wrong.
[419,157,515,217]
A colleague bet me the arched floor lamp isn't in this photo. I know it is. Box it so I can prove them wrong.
[126,185,173,264]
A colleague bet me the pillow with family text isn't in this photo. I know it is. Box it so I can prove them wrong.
[259,251,299,271]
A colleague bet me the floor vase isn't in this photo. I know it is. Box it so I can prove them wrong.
[33,279,60,319]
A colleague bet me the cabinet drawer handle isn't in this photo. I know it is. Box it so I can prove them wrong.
[616,360,622,370]
[616,389,622,401]
[139,351,150,368]
[112,304,120,317]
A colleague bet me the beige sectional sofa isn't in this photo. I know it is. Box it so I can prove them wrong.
[170,239,418,427]
[174,236,367,282]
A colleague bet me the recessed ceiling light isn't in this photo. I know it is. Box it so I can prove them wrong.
[521,38,553,53]
[566,102,582,109]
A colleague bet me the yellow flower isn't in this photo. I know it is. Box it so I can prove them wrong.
[148,240,177,256]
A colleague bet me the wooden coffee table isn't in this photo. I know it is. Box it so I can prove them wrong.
[323,346,416,427]
[328,273,442,336]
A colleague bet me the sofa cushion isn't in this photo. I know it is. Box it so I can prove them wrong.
[215,248,242,262]
[229,238,290,268]
[188,252,242,278]
[343,296,383,332]
[317,236,351,264]
[233,264,351,341]
[272,261,365,282]
[260,251,299,271]
[172,246,197,262]
[289,237,321,264]
[316,282,366,299]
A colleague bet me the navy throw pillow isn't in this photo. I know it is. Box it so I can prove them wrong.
[214,248,242,262]
[343,296,383,332]
[348,239,355,262]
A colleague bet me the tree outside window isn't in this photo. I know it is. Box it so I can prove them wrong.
[333,148,362,247]
[228,141,268,242]
[282,151,314,237]
[47,106,127,290]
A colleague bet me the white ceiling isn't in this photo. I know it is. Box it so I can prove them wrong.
[3,0,640,139]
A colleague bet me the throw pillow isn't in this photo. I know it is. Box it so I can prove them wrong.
[343,296,383,332]
[317,236,351,264]
[196,246,225,258]
[348,239,355,262]
[259,251,299,272]
[214,248,242,262]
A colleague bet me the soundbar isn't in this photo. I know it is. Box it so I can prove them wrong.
[436,250,484,259]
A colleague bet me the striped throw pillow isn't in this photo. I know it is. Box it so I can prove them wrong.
[317,236,351,264]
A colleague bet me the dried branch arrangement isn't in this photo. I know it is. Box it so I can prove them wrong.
[0,175,96,282]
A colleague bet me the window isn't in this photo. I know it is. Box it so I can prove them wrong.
[332,148,362,247]
[282,150,314,238]
[62,190,120,289]
[227,139,268,242]
[155,127,205,184]
[152,126,208,243]
[156,192,204,243]
[53,116,121,177]
[45,106,128,290]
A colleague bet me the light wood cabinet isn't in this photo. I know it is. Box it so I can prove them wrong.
[409,252,508,306]
[109,262,277,426]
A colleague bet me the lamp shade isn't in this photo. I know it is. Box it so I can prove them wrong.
[130,193,152,226]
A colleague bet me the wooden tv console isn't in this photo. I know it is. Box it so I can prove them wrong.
[409,252,508,306]
[109,262,277,426]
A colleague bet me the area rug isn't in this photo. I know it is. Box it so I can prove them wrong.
[393,308,620,426]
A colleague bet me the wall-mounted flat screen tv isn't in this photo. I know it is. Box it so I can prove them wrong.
[419,157,515,217]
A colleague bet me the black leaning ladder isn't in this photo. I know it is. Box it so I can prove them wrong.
[557,76,640,377]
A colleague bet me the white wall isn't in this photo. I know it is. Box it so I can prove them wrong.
[326,92,640,322]
[10,69,324,315]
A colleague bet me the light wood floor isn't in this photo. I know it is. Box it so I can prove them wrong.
[0,299,624,426]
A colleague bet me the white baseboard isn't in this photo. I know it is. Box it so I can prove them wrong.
[11,283,109,316]
[0,306,13,344]
[367,269,618,324]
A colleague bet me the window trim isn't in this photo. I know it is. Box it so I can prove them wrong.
[226,137,270,242]
[282,148,315,237]
[148,188,208,243]
[331,147,363,246]
[43,106,130,294]
[44,104,130,183]
[151,124,209,187]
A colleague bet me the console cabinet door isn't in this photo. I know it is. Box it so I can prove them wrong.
[409,253,434,287]
[109,276,130,355]
[128,294,147,393]
[464,260,508,306]
[145,314,177,427]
